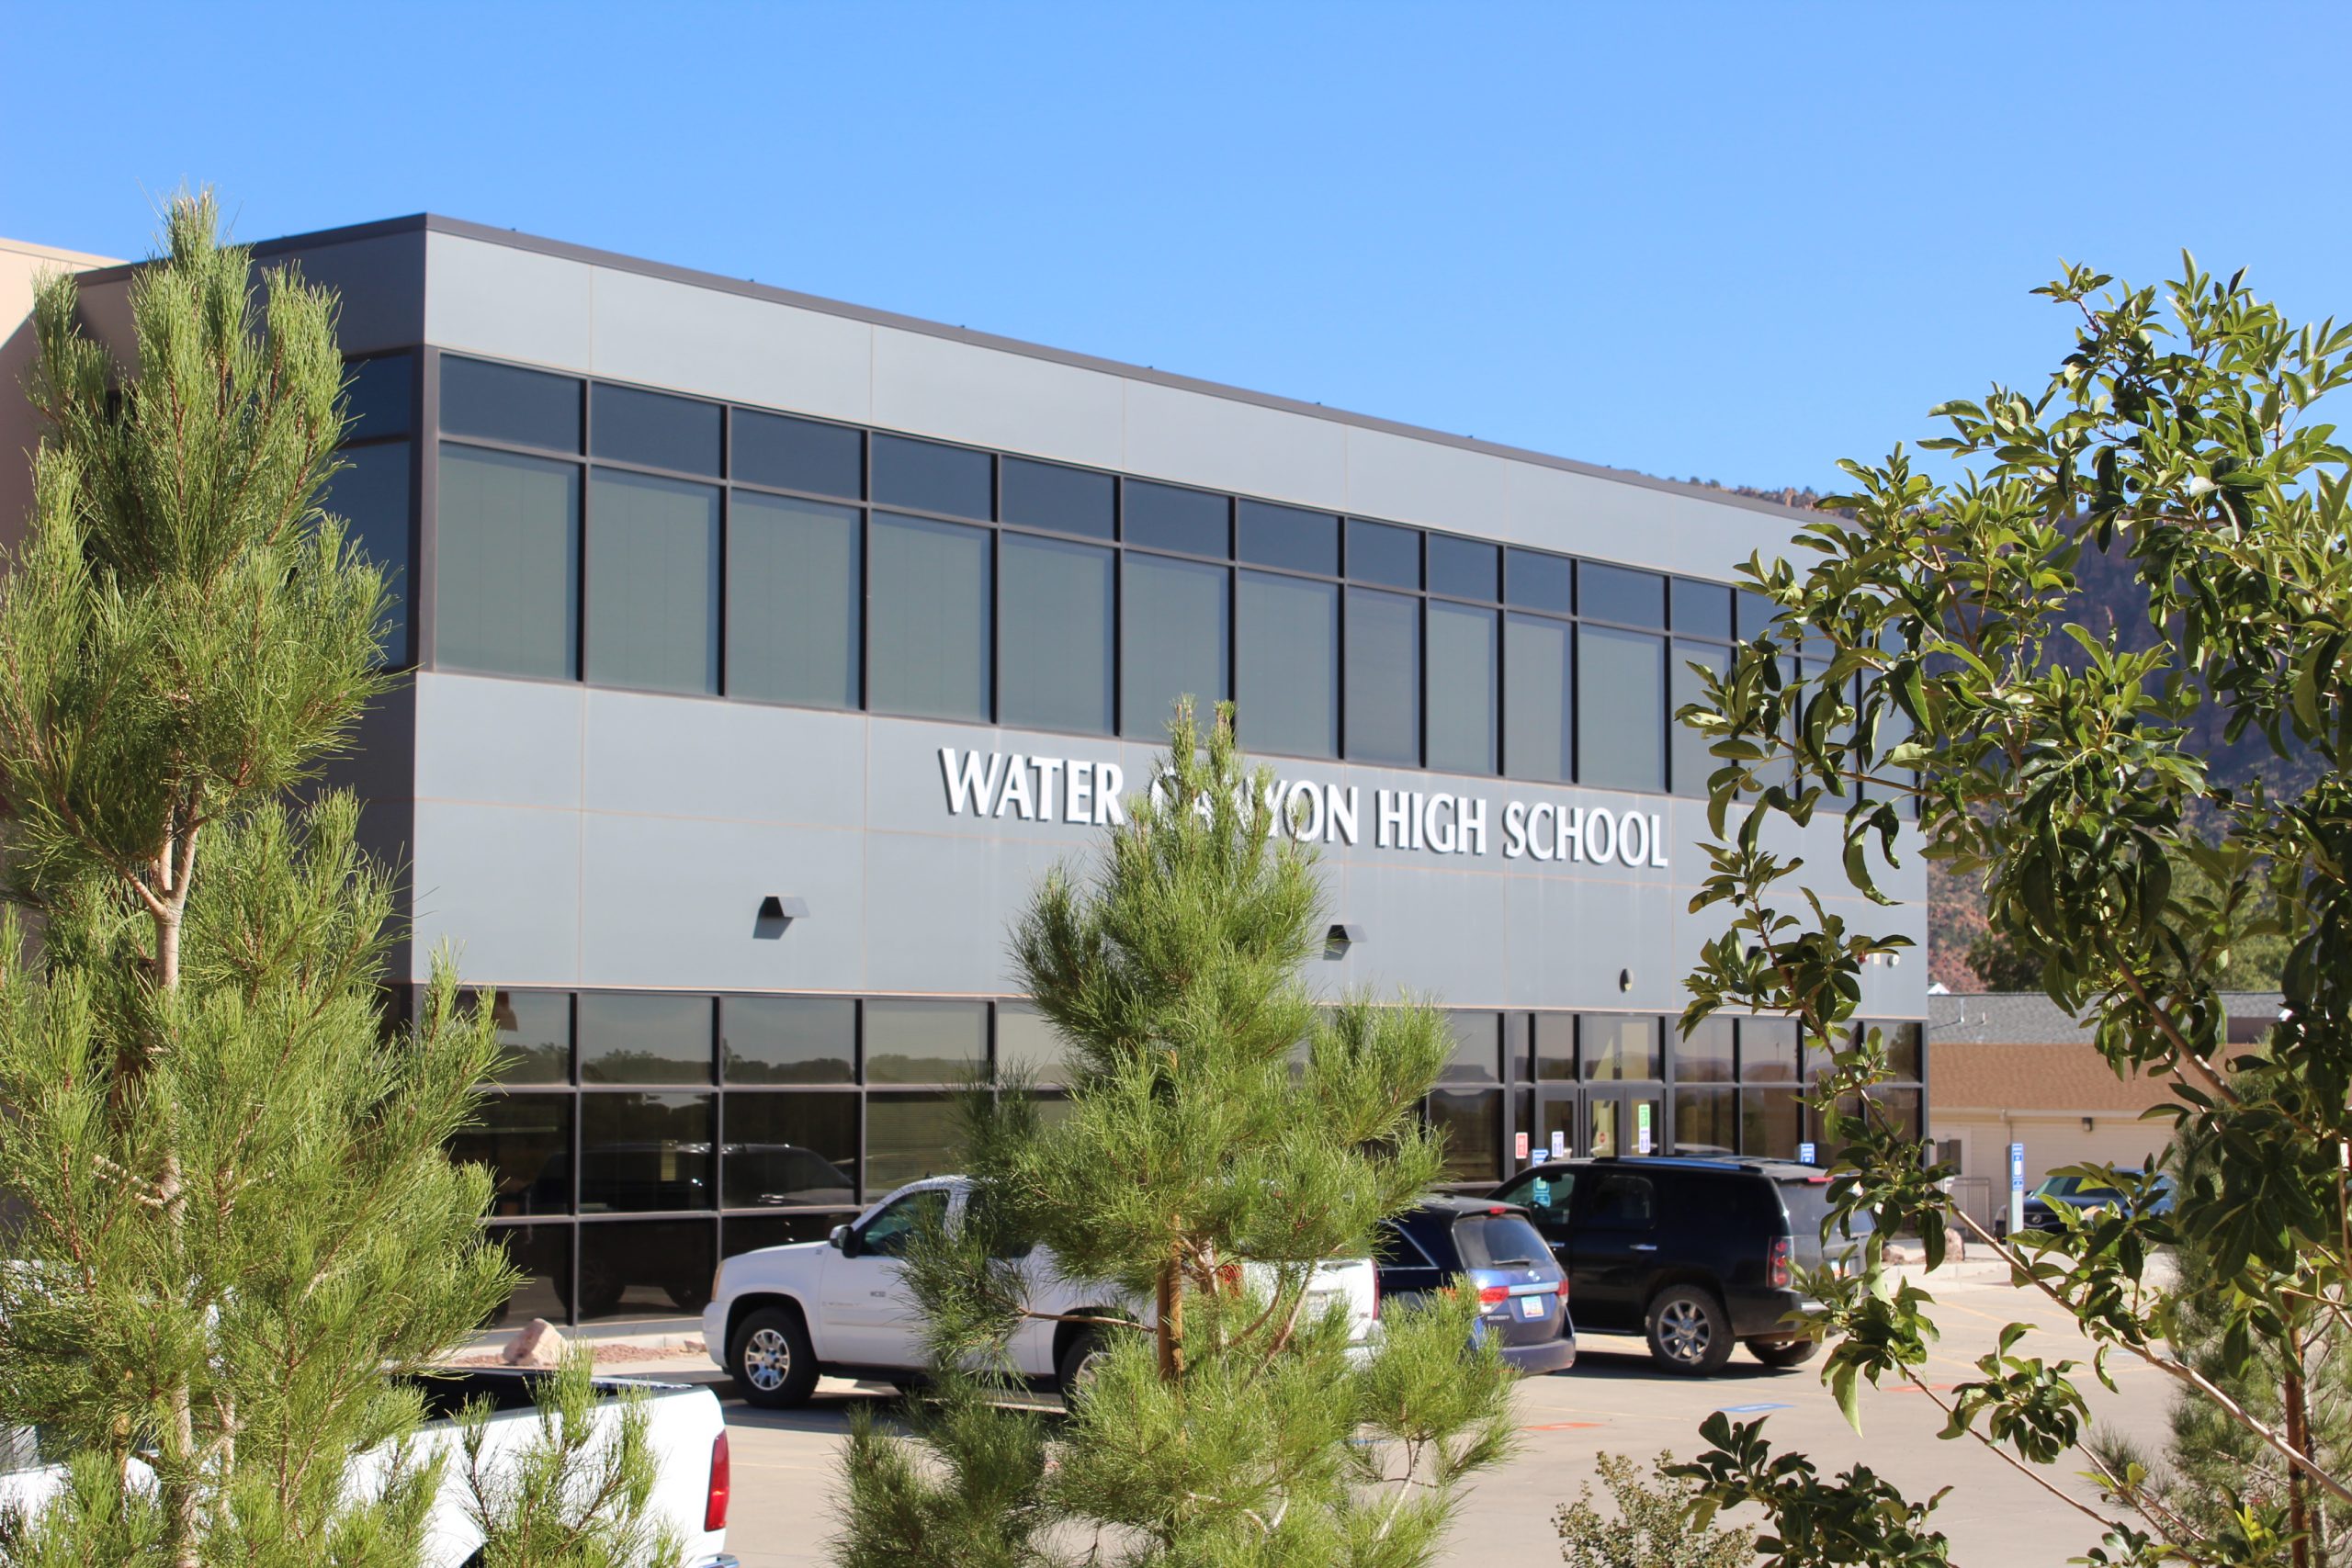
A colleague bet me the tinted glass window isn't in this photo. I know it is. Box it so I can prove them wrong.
[863,1000,986,1085]
[868,513,990,721]
[1506,548,1572,614]
[733,410,863,499]
[1741,1017,1799,1081]
[442,357,580,452]
[1672,1087,1738,1156]
[1582,1016,1661,1081]
[726,493,860,709]
[1000,533,1114,735]
[1428,535,1498,601]
[578,993,714,1085]
[1122,554,1227,739]
[857,1186,950,1256]
[486,1225,570,1325]
[722,996,855,1084]
[722,1094,857,1207]
[1442,1011,1500,1084]
[1882,1021,1923,1079]
[1238,501,1338,575]
[575,1220,714,1321]
[1533,1013,1576,1081]
[1675,1016,1736,1084]
[1124,480,1227,557]
[1577,625,1665,792]
[586,470,719,695]
[1238,571,1338,759]
[1495,1168,1573,1225]
[344,354,412,439]
[1427,601,1498,774]
[1742,1087,1803,1159]
[1503,613,1572,783]
[590,385,720,476]
[1736,589,1778,641]
[725,1213,854,1255]
[1583,1173,1655,1229]
[1671,640,1729,797]
[871,434,990,519]
[1001,457,1114,539]
[865,1096,960,1191]
[1452,1213,1548,1269]
[995,1003,1073,1086]
[322,441,411,665]
[1347,519,1419,589]
[1344,587,1419,766]
[578,1093,715,1212]
[436,446,580,680]
[483,989,571,1085]
[453,1094,572,1219]
[1671,579,1734,640]
[1430,1089,1501,1182]
[1579,562,1665,627]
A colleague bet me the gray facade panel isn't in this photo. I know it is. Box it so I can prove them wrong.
[1344,425,1517,540]
[1121,378,1351,510]
[410,800,582,986]
[871,326,1126,471]
[590,265,872,423]
[414,674,583,809]
[580,687,867,829]
[423,232,593,372]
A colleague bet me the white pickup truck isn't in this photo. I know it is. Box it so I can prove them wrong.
[0,1370,737,1568]
[705,1176,1382,1408]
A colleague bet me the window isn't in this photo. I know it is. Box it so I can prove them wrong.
[1532,1013,1576,1081]
[1503,614,1572,782]
[452,1095,572,1218]
[1577,625,1665,792]
[1671,1087,1738,1156]
[725,493,860,709]
[856,1187,950,1257]
[1001,457,1114,540]
[722,1095,856,1207]
[1740,1017,1799,1081]
[586,470,719,695]
[999,533,1114,734]
[1343,587,1419,765]
[1674,1017,1736,1084]
[442,357,580,452]
[1582,1016,1661,1081]
[1671,579,1734,640]
[1741,1088,1802,1159]
[862,1000,986,1085]
[1442,1011,1500,1084]
[1429,535,1498,601]
[722,996,854,1084]
[578,1093,715,1212]
[485,1225,570,1325]
[1238,571,1338,759]
[734,410,862,499]
[1583,1173,1655,1229]
[872,434,990,520]
[482,990,571,1085]
[865,1097,960,1192]
[1238,500,1338,575]
[575,1220,712,1322]
[344,354,412,439]
[590,385,720,476]
[1123,480,1227,557]
[578,993,714,1085]
[322,442,411,666]
[1670,640,1729,797]
[436,446,580,680]
[1430,1089,1502,1182]
[1506,548,1573,615]
[1578,562,1665,628]
[868,513,991,721]
[1347,519,1420,590]
[1736,589,1777,641]
[995,1003,1072,1086]
[1495,1168,1573,1225]
[1427,601,1498,774]
[1121,554,1227,739]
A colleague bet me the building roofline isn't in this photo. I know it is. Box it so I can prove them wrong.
[77,212,1823,530]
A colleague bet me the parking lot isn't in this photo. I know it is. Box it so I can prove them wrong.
[651,1256,2170,1566]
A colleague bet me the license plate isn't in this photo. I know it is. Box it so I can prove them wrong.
[1517,1293,1546,1319]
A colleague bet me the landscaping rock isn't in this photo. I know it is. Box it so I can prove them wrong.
[500,1317,566,1368]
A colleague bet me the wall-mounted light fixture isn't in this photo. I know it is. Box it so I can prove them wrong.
[1618,967,1634,993]
[1325,922,1365,959]
[755,895,809,939]
[2081,1115,2095,1134]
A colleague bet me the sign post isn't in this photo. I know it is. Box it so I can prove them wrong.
[1514,1131,1531,1163]
[2009,1142,2026,1237]
[1797,1140,1816,1166]
[1635,1101,1653,1155]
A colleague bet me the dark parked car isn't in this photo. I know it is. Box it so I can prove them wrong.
[2022,1170,2174,1235]
[1490,1156,1864,1375]
[1374,1198,1576,1375]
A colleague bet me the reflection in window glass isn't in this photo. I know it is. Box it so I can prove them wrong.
[726,493,860,709]
[1670,639,1729,798]
[483,990,571,1084]
[1533,1013,1577,1081]
[1121,554,1227,739]
[722,1094,857,1207]
[869,513,990,721]
[437,446,579,680]
[1883,1021,1924,1080]
[733,410,863,499]
[1577,625,1665,792]
[1506,548,1573,614]
[1740,1017,1799,1082]
[1428,535,1498,601]
[578,993,714,1085]
[1581,1017,1661,1080]
[1344,587,1419,765]
[1736,589,1778,641]
[1578,562,1665,627]
[578,1094,715,1213]
[1869,1087,1923,1141]
[725,1213,853,1255]
[1001,457,1114,539]
[344,354,413,439]
[590,384,720,476]
[322,442,411,665]
[575,1219,715,1321]
[1238,501,1338,575]
[1503,614,1572,783]
[871,434,990,519]
[1674,1017,1736,1084]
[485,1224,571,1327]
[1430,1089,1502,1181]
[1672,1087,1738,1156]
[1742,1088,1802,1159]
[1123,480,1226,557]
[1000,534,1114,735]
[452,1095,573,1218]
[1238,571,1338,759]
[863,1000,986,1085]
[441,358,581,453]
[722,996,854,1084]
[1427,601,1497,774]
[1671,579,1734,640]
[865,1094,962,1191]
[996,1003,1073,1085]
[1346,519,1419,589]
[587,470,719,695]
[1442,1012,1499,1084]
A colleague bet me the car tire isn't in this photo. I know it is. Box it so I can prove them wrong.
[1747,1337,1820,1369]
[1645,1285,1735,1375]
[1057,1330,1109,1399]
[730,1304,820,1409]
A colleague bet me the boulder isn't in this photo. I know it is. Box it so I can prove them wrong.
[500,1316,567,1368]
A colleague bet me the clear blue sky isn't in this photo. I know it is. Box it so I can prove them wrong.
[4,2,2346,493]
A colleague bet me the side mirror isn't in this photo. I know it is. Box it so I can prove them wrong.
[829,1224,852,1255]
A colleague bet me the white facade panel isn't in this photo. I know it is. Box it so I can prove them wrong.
[423,233,594,373]
[1121,378,1350,509]
[870,326,1125,470]
[589,265,872,423]
[409,800,582,987]
[1344,424,1516,536]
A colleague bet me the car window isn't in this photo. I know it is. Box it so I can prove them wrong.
[858,1188,949,1259]
[1452,1213,1549,1269]
[1374,1220,1437,1269]
[1495,1169,1574,1225]
[1581,1173,1655,1231]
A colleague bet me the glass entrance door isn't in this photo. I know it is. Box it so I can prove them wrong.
[1575,1087,1665,1157]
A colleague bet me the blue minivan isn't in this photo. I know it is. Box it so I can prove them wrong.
[1374,1197,1577,1374]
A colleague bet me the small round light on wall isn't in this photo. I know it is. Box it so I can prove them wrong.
[1618,968,1634,993]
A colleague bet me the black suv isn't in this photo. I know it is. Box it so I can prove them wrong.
[1490,1156,1862,1375]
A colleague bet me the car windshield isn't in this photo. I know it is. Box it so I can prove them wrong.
[1452,1213,1548,1270]
[2034,1176,2124,1201]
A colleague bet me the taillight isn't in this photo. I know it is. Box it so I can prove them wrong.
[1476,1285,1510,1306]
[705,1430,729,1532]
[1371,1268,1382,1321]
[1555,1276,1571,1301]
[1767,1236,1792,1290]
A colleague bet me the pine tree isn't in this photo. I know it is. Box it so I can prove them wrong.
[0,194,513,1565]
[836,700,1520,1566]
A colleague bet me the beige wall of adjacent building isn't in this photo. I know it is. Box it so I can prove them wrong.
[0,238,121,552]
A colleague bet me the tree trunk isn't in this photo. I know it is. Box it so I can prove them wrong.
[2288,1339,2312,1568]
[1156,1258,1184,1381]
[152,859,198,1568]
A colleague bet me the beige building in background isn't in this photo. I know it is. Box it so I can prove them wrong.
[1,238,121,548]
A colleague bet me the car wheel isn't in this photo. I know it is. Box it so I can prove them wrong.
[1747,1337,1819,1369]
[1057,1330,1109,1399]
[730,1305,820,1409]
[1645,1286,1735,1375]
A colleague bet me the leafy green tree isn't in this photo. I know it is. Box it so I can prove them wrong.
[1669,255,2352,1567]
[834,700,1520,1566]
[0,195,512,1566]
[1554,1450,1756,1568]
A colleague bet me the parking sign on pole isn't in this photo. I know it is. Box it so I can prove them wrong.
[2009,1142,2026,1236]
